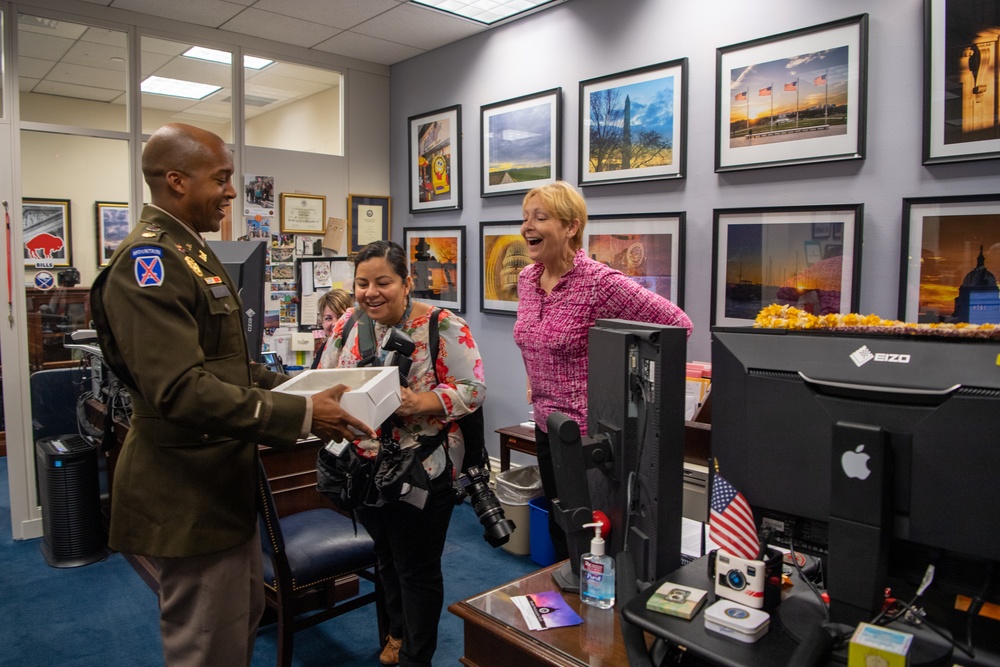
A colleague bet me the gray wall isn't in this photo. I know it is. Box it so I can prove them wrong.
[389,0,1000,461]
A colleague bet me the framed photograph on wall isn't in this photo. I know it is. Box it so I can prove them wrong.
[898,194,1000,323]
[481,88,561,198]
[348,194,391,254]
[280,193,326,234]
[480,221,531,315]
[923,0,1000,164]
[579,58,688,185]
[715,14,868,172]
[403,226,466,313]
[295,257,354,330]
[712,204,863,326]
[23,197,72,267]
[409,105,462,213]
[584,213,686,307]
[96,201,129,267]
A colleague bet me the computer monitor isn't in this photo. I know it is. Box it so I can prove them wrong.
[549,320,687,592]
[207,240,267,362]
[711,326,1000,664]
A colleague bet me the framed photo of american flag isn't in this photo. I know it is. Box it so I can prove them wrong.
[715,14,869,172]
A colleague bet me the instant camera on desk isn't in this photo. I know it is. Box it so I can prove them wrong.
[621,327,1000,667]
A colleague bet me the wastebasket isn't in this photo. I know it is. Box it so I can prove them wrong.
[529,496,557,566]
[494,465,543,556]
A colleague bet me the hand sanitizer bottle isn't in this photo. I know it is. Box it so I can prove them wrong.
[580,521,615,609]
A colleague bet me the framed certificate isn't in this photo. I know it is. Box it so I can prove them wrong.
[280,193,326,234]
[348,194,391,254]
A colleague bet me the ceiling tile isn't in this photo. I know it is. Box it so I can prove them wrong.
[48,61,126,91]
[248,0,401,30]
[110,0,246,27]
[35,80,123,102]
[351,3,485,51]
[80,27,128,48]
[62,40,127,71]
[18,56,57,81]
[219,7,340,47]
[312,30,424,66]
[16,32,76,62]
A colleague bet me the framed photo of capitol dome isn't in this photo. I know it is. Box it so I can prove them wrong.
[899,194,1000,324]
[480,221,532,315]
[583,213,686,308]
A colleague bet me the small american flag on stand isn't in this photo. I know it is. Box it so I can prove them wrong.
[710,472,760,560]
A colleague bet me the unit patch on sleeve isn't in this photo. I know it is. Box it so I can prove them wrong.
[132,247,164,287]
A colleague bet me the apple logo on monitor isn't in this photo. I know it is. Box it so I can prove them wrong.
[841,445,872,480]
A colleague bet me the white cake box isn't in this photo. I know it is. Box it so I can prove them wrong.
[274,367,401,430]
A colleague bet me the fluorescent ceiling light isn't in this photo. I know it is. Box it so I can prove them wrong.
[183,46,273,70]
[141,76,221,100]
[411,0,560,25]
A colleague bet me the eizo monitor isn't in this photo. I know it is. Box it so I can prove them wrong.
[711,327,1000,665]
[207,240,266,362]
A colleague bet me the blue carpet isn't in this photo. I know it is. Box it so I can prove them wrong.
[0,456,539,666]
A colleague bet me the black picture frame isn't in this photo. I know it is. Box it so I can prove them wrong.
[96,201,129,267]
[480,221,530,315]
[715,14,869,172]
[481,88,561,198]
[712,203,864,326]
[579,58,688,185]
[403,226,466,313]
[922,0,1000,164]
[409,105,462,213]
[348,194,391,254]
[583,212,686,308]
[898,194,1000,323]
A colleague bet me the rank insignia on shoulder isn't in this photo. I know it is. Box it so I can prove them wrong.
[132,247,164,287]
[204,276,222,284]
[198,250,208,262]
[141,232,156,238]
[184,255,204,277]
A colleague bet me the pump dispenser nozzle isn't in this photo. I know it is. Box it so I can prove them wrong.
[583,521,605,556]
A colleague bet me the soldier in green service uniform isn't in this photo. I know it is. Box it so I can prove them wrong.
[90,123,376,667]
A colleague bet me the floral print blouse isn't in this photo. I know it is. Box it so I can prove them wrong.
[319,306,486,480]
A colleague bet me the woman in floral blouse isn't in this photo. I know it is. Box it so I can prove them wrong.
[320,240,485,667]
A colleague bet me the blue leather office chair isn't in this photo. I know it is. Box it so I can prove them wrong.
[256,459,387,667]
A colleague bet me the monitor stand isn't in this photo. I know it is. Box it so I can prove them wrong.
[779,592,953,666]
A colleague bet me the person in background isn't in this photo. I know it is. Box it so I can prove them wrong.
[513,180,693,561]
[321,240,485,667]
[310,288,353,369]
[90,123,375,667]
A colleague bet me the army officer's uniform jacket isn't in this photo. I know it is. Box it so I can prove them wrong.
[91,205,307,558]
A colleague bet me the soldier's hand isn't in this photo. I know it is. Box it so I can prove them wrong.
[310,384,376,442]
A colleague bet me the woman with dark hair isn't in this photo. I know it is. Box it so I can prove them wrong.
[320,240,485,667]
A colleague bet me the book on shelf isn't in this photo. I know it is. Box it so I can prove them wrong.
[646,582,708,620]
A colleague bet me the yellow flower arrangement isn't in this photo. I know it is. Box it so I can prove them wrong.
[754,304,1000,339]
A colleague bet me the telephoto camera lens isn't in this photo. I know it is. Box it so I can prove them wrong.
[457,466,515,548]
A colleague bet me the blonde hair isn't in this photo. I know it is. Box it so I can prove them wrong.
[522,181,587,250]
[316,288,353,321]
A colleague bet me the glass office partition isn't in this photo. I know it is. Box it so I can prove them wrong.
[18,15,128,131]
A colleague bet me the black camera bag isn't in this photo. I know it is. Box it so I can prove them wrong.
[316,443,377,512]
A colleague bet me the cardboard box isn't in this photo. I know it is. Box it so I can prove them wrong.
[275,367,401,431]
[848,622,912,667]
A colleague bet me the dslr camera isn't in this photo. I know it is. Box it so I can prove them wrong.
[454,465,515,548]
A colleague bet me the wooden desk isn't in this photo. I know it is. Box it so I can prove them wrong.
[448,561,628,667]
[496,424,536,472]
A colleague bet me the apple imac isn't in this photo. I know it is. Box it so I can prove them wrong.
[549,320,688,592]
[207,240,267,362]
[711,326,1000,665]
